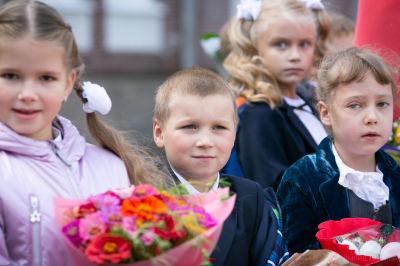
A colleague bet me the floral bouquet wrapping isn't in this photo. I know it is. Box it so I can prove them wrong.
[53,185,236,266]
[316,218,400,265]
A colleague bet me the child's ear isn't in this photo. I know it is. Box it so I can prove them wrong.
[153,120,165,149]
[64,69,76,100]
[318,101,332,127]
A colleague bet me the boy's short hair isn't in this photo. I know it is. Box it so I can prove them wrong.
[154,67,238,127]
[328,12,355,42]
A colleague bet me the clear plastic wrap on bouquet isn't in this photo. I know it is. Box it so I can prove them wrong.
[53,187,236,266]
[316,218,400,265]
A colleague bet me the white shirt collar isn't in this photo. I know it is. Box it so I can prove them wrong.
[172,169,220,195]
[52,127,62,142]
[331,142,389,209]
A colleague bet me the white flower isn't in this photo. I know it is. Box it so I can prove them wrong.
[200,37,221,57]
[82,81,112,115]
[112,185,135,199]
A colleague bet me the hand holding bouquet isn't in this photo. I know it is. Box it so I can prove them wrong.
[54,185,236,266]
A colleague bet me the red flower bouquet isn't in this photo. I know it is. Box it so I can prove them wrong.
[54,185,236,265]
[316,218,400,266]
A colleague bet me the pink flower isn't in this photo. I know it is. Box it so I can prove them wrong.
[62,220,83,247]
[100,205,122,225]
[193,207,217,228]
[130,185,159,200]
[122,215,138,236]
[79,212,106,242]
[139,232,154,246]
[89,193,120,209]
[177,206,217,228]
[113,185,135,199]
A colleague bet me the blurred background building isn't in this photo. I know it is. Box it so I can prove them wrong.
[1,0,358,152]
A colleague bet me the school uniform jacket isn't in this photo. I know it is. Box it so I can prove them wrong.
[163,164,287,266]
[235,89,319,190]
[276,137,400,255]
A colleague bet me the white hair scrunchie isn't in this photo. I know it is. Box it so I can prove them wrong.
[298,0,325,10]
[237,0,262,21]
[82,81,112,115]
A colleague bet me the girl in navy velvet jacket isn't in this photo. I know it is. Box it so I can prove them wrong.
[277,47,400,255]
[223,0,330,190]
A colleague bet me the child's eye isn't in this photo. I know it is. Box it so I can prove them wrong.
[3,73,18,80]
[183,125,195,129]
[377,102,389,108]
[214,125,226,130]
[299,41,309,48]
[40,76,54,82]
[348,103,360,109]
[275,42,286,48]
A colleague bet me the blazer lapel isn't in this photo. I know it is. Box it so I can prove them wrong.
[282,100,318,150]
[319,176,350,221]
[281,88,319,150]
[316,138,350,221]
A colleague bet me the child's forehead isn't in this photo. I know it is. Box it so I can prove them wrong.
[169,93,233,109]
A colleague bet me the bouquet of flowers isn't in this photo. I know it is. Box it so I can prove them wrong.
[316,218,400,266]
[53,185,236,266]
[383,119,400,163]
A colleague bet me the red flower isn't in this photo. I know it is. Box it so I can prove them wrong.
[85,234,132,264]
[154,215,186,241]
[72,203,97,218]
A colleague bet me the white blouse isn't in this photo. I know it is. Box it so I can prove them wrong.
[332,143,389,209]
[283,96,327,145]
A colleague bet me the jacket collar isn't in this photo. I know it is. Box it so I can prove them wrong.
[0,115,85,163]
[316,137,400,223]
[280,88,319,150]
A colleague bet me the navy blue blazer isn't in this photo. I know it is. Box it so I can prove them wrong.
[235,89,319,190]
[277,137,400,255]
[165,164,283,266]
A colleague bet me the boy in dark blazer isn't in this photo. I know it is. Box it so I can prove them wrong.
[153,67,289,266]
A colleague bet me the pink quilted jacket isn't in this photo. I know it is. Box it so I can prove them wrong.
[0,116,129,266]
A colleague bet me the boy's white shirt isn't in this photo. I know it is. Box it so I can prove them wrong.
[172,169,220,195]
[331,142,389,209]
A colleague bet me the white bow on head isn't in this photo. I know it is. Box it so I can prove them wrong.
[298,0,325,10]
[237,0,262,21]
[82,81,112,115]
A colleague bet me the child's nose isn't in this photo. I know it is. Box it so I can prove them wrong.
[18,81,38,102]
[364,107,378,125]
[196,132,214,148]
[288,46,300,61]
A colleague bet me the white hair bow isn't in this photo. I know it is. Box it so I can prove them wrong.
[298,0,325,10]
[237,0,262,21]
[82,81,112,115]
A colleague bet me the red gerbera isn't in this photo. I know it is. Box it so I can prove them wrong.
[154,215,186,241]
[85,234,132,264]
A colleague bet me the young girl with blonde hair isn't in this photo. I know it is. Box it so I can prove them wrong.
[0,1,168,265]
[224,0,330,189]
[277,47,400,254]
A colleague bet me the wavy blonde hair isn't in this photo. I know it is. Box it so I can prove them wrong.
[224,0,330,108]
[0,1,172,187]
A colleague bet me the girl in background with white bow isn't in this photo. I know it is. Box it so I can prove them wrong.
[224,0,330,190]
[0,1,170,265]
